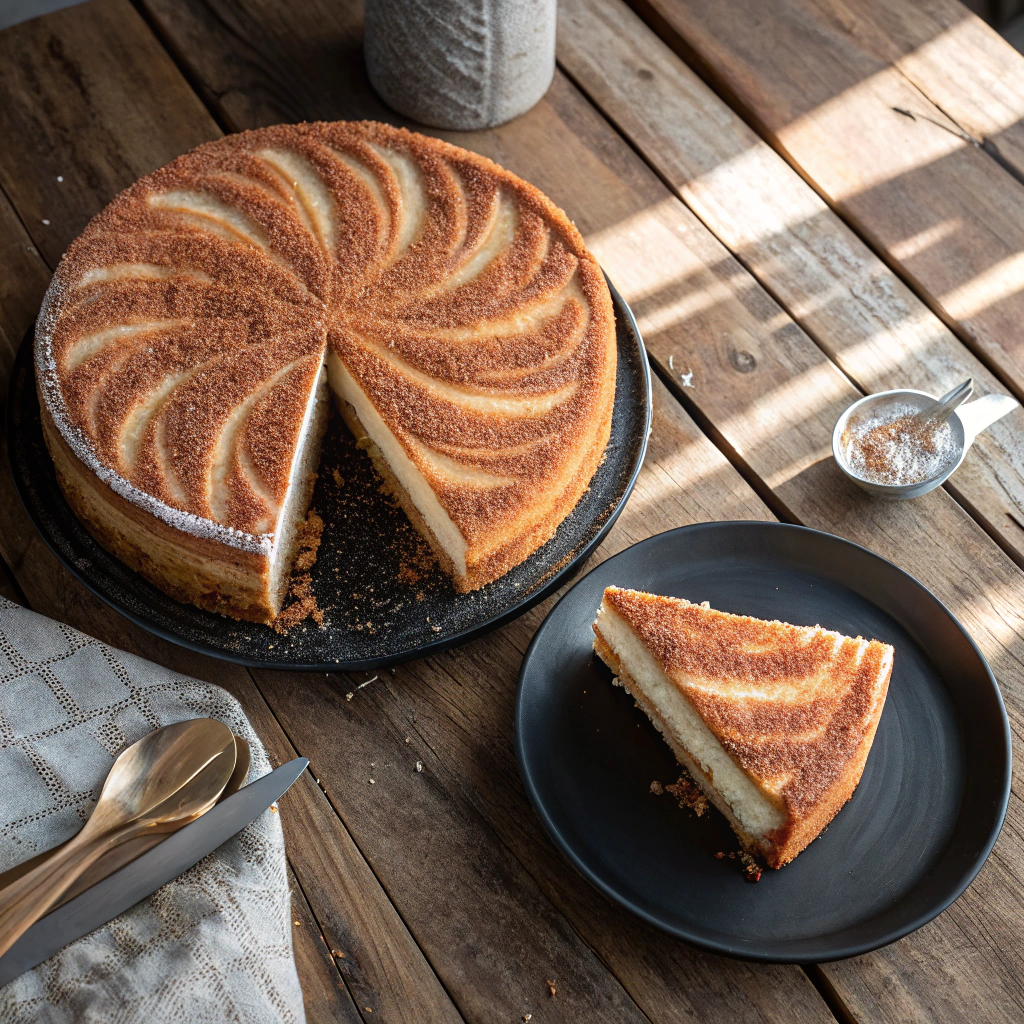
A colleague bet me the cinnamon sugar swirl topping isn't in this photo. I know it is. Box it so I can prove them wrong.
[36,121,617,573]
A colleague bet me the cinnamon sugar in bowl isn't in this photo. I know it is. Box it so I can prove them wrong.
[832,389,967,500]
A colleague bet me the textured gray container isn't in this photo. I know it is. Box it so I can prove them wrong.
[364,0,556,131]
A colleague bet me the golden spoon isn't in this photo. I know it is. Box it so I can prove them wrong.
[0,719,236,957]
[0,734,252,911]
[0,734,250,902]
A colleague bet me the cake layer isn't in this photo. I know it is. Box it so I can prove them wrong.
[593,587,893,867]
[41,400,276,622]
[594,602,786,840]
[35,121,617,619]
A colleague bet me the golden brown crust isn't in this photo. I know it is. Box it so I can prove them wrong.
[36,120,617,615]
[597,587,893,867]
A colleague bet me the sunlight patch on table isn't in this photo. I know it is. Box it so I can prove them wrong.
[940,252,1024,320]
[890,220,963,262]
[719,361,849,490]
[778,68,966,203]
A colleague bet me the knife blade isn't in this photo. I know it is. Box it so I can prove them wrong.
[0,756,308,987]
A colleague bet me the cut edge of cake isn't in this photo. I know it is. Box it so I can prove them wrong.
[265,367,331,615]
[327,349,470,586]
[326,342,617,594]
[592,587,894,868]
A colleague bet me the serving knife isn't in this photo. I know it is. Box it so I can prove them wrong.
[0,756,307,987]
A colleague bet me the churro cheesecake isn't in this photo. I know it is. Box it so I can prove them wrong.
[35,121,617,623]
[593,586,893,867]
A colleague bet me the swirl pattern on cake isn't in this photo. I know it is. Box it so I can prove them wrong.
[35,121,617,622]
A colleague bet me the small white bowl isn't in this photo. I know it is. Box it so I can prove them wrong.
[833,388,1018,500]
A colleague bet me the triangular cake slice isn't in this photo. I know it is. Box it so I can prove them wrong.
[593,586,893,868]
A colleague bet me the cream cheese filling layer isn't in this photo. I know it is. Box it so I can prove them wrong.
[595,600,786,838]
[326,348,468,577]
[269,365,328,579]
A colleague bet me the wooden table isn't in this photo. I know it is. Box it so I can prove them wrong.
[1,0,1023,1019]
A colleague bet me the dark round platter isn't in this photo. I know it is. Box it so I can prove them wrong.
[9,283,651,671]
[515,522,1011,963]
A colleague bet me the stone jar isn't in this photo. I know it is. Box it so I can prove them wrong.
[364,0,556,131]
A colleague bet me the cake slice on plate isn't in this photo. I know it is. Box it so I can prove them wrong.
[592,586,894,868]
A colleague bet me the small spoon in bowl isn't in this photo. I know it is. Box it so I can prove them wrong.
[0,719,236,957]
[913,378,973,427]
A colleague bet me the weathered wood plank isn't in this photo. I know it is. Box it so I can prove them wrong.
[257,664,658,1024]
[0,196,49,364]
[559,0,1024,568]
[0,0,216,268]
[801,0,1024,182]
[287,865,365,1024]
[632,0,1024,406]
[226,676,467,1024]
[0,560,24,605]
[0,192,51,612]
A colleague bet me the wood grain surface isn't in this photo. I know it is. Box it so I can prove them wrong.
[559,0,1024,569]
[287,864,366,1024]
[776,0,1024,186]
[632,0,1024,409]
[539,30,1024,1020]
[135,0,1024,1019]
[0,0,1021,1021]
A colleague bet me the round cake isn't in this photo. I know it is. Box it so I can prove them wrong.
[35,121,617,624]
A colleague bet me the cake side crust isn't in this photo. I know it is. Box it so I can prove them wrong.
[40,396,276,623]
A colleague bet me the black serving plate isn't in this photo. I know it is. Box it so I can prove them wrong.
[9,283,650,671]
[515,522,1011,962]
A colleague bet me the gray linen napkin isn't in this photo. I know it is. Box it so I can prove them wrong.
[0,597,305,1023]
